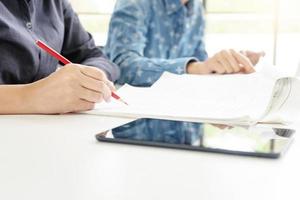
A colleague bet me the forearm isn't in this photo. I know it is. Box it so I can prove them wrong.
[186,61,211,74]
[115,52,197,86]
[187,49,256,75]
[0,63,115,115]
[0,84,33,114]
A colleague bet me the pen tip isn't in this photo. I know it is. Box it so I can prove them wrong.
[120,99,129,105]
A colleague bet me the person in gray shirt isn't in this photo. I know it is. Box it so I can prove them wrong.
[0,0,120,114]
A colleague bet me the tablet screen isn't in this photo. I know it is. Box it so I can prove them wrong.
[96,119,295,158]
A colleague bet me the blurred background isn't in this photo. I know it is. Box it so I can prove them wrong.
[69,0,300,74]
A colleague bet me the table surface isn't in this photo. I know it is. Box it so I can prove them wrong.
[0,114,299,200]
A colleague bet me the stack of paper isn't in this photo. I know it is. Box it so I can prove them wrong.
[83,68,300,125]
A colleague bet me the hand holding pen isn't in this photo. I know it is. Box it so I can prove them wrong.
[17,40,127,114]
[36,40,128,106]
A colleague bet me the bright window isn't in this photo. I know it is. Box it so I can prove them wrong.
[69,0,116,45]
[204,0,300,73]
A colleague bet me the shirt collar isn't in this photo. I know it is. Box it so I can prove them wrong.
[164,0,184,15]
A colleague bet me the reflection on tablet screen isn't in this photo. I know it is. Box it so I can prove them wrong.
[196,124,292,154]
[96,119,295,158]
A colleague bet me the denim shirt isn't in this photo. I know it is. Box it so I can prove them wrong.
[105,0,207,144]
[105,0,207,86]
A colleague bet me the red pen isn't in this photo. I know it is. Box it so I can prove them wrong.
[36,40,128,105]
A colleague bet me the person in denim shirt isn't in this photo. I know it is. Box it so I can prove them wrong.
[105,0,264,144]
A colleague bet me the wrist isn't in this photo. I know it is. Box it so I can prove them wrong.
[186,61,198,74]
[0,84,38,114]
[187,61,208,74]
[20,82,43,114]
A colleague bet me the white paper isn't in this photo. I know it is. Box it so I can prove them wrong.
[85,71,279,125]
[261,77,300,124]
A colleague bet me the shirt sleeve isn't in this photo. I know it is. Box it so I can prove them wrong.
[60,0,120,82]
[105,0,197,87]
[191,3,208,61]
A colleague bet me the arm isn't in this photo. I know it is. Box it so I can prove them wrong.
[0,1,117,115]
[61,0,120,82]
[0,64,115,114]
[191,3,208,62]
[105,0,197,86]
[187,2,256,74]
[0,85,29,114]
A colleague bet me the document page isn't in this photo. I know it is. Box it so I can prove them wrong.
[151,72,276,121]
[86,72,278,125]
[261,77,300,124]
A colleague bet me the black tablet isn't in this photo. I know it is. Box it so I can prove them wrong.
[96,119,295,159]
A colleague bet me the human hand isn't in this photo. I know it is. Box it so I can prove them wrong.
[24,64,115,114]
[187,49,255,75]
[240,50,265,66]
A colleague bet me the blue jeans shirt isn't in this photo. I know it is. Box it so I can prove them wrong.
[113,119,203,144]
[106,0,208,144]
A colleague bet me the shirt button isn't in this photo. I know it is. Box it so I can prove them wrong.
[26,22,32,29]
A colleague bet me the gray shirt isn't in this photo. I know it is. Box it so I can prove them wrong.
[0,0,120,84]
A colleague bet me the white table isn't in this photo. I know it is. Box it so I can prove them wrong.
[0,115,299,200]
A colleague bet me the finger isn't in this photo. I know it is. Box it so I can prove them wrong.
[106,80,116,91]
[245,50,266,58]
[80,66,107,80]
[240,50,247,56]
[80,66,116,90]
[80,87,104,103]
[216,53,233,74]
[212,61,226,74]
[260,51,266,57]
[243,51,258,65]
[78,84,111,103]
[95,82,112,102]
[246,51,266,65]
[230,49,255,73]
[241,50,266,66]
[79,72,112,96]
[222,50,240,73]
